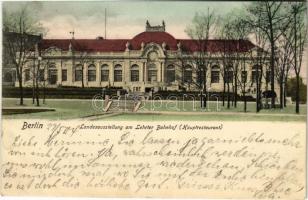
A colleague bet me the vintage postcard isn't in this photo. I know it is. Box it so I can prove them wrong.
[1,1,307,199]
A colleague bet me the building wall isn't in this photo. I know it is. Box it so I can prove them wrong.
[19,43,280,99]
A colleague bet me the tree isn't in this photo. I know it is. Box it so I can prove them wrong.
[3,5,44,105]
[218,13,249,109]
[184,9,218,109]
[31,44,41,106]
[289,2,307,113]
[71,41,91,88]
[286,77,307,104]
[274,25,294,109]
[221,14,251,112]
[38,48,54,104]
[245,1,291,108]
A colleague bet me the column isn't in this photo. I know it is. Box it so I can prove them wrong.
[110,62,114,85]
[67,61,73,84]
[57,62,62,85]
[161,62,165,83]
[83,63,88,86]
[123,61,128,83]
[157,62,161,82]
[140,62,144,82]
[44,61,48,84]
[71,58,75,83]
[144,62,147,83]
[96,63,100,86]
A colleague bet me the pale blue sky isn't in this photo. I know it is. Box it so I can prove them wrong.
[3,1,246,39]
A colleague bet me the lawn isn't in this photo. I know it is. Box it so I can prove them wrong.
[2,98,306,121]
[139,100,307,115]
[2,98,101,120]
[100,113,306,122]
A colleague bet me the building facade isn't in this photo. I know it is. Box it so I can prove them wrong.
[20,21,279,97]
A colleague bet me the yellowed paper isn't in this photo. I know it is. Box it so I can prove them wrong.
[1,120,305,199]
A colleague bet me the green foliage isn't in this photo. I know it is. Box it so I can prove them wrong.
[287,77,307,103]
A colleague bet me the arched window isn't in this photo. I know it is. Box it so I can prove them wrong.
[166,65,175,83]
[147,64,157,82]
[130,64,139,82]
[224,65,233,83]
[75,64,83,81]
[48,64,57,84]
[88,64,96,81]
[211,65,220,83]
[251,65,261,83]
[184,65,192,83]
[101,64,109,82]
[114,64,122,82]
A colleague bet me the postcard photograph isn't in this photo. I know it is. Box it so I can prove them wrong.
[0,1,307,199]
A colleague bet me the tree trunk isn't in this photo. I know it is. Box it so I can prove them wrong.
[18,78,24,105]
[279,79,283,109]
[35,80,40,106]
[284,77,287,107]
[269,27,276,108]
[295,75,300,114]
[43,81,46,104]
[203,69,207,108]
[222,82,225,107]
[234,71,237,108]
[82,65,85,88]
[203,88,207,109]
[256,75,260,113]
[32,76,35,104]
[200,91,203,109]
[234,85,237,108]
[227,83,230,109]
[231,86,234,107]
[35,61,40,107]
[244,92,247,112]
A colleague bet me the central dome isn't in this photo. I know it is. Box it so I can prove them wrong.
[130,31,178,50]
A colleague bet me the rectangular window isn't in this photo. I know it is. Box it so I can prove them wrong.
[75,70,82,81]
[25,69,30,81]
[252,71,260,83]
[114,70,122,82]
[88,70,96,81]
[211,71,220,83]
[183,71,192,83]
[48,69,57,84]
[266,71,271,83]
[225,71,233,83]
[39,69,45,81]
[167,70,175,83]
[62,69,67,81]
[131,70,139,82]
[148,70,157,82]
[101,70,109,82]
[241,71,247,83]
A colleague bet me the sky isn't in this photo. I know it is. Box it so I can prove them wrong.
[2,1,307,81]
[2,1,245,39]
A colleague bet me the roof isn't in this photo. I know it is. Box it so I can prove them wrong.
[179,39,256,53]
[39,31,256,53]
[130,31,178,50]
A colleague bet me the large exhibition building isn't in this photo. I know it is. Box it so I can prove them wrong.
[13,21,278,97]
